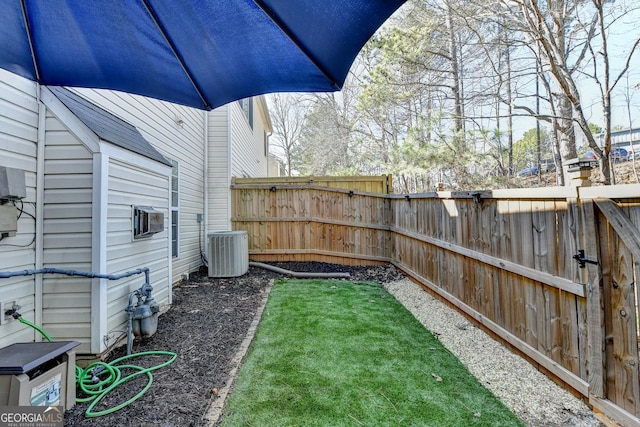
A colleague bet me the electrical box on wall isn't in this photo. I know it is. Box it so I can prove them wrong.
[0,204,17,237]
[133,206,164,240]
[0,166,27,200]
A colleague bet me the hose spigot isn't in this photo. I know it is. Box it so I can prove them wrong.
[5,303,21,319]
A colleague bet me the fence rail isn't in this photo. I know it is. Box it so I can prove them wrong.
[231,178,640,427]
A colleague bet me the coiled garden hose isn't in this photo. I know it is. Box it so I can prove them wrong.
[17,313,176,417]
[76,351,177,417]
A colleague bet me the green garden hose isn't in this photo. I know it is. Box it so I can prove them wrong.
[18,316,53,342]
[77,351,177,417]
[18,315,176,417]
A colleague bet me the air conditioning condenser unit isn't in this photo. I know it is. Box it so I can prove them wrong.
[207,231,249,278]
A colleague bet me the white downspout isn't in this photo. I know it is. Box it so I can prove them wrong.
[266,131,272,177]
[227,105,233,230]
[35,84,45,338]
[166,164,172,304]
[203,110,209,254]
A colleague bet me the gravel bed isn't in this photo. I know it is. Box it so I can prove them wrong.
[384,278,604,427]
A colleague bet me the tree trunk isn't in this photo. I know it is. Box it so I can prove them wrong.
[506,44,514,176]
[555,91,578,181]
[445,1,464,134]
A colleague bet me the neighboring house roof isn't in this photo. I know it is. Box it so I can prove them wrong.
[48,86,171,166]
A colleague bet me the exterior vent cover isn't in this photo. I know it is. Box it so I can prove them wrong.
[207,231,249,277]
[133,206,164,240]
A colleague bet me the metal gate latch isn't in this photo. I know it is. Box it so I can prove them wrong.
[573,250,598,268]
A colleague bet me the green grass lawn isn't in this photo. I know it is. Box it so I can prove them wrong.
[218,279,524,427]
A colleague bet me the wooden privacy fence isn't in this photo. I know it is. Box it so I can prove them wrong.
[231,176,392,265]
[231,177,640,427]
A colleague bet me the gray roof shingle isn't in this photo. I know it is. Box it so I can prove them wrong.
[48,87,172,166]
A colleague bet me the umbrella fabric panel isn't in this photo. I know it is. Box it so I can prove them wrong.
[16,1,206,108]
[149,0,332,109]
[1,0,407,110]
[1,3,36,79]
[259,0,404,87]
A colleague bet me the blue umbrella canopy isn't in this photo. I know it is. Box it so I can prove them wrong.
[1,1,406,110]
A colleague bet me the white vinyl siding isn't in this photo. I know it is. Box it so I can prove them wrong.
[104,158,170,342]
[207,106,231,231]
[71,88,204,283]
[230,100,268,178]
[206,100,270,232]
[0,70,39,348]
[41,113,94,350]
[39,97,172,354]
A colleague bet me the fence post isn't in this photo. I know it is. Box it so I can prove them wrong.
[580,198,606,400]
[566,158,593,187]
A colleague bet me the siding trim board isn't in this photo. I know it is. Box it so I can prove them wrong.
[227,105,233,227]
[35,94,46,335]
[91,152,109,354]
[166,168,173,305]
[41,88,100,153]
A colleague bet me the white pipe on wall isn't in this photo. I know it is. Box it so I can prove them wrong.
[35,84,46,335]
[203,110,209,240]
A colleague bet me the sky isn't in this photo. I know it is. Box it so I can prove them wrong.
[561,6,640,137]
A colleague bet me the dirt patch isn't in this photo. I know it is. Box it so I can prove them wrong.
[63,262,405,427]
[517,160,640,187]
[612,160,640,184]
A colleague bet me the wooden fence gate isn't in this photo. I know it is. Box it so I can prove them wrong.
[580,193,640,424]
[231,177,640,426]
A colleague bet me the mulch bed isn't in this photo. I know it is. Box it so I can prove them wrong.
[63,262,405,427]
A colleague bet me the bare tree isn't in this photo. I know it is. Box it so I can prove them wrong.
[499,0,640,184]
[285,0,639,188]
[444,0,465,134]
[623,73,640,182]
[585,0,640,183]
[498,0,588,182]
[296,74,367,176]
[267,93,309,176]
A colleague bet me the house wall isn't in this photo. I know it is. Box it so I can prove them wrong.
[206,99,270,233]
[71,89,205,283]
[70,91,272,279]
[229,100,269,179]
[0,70,39,348]
[37,110,172,354]
[268,154,285,177]
[207,105,231,232]
[0,72,272,351]
[104,155,170,350]
[41,112,94,349]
